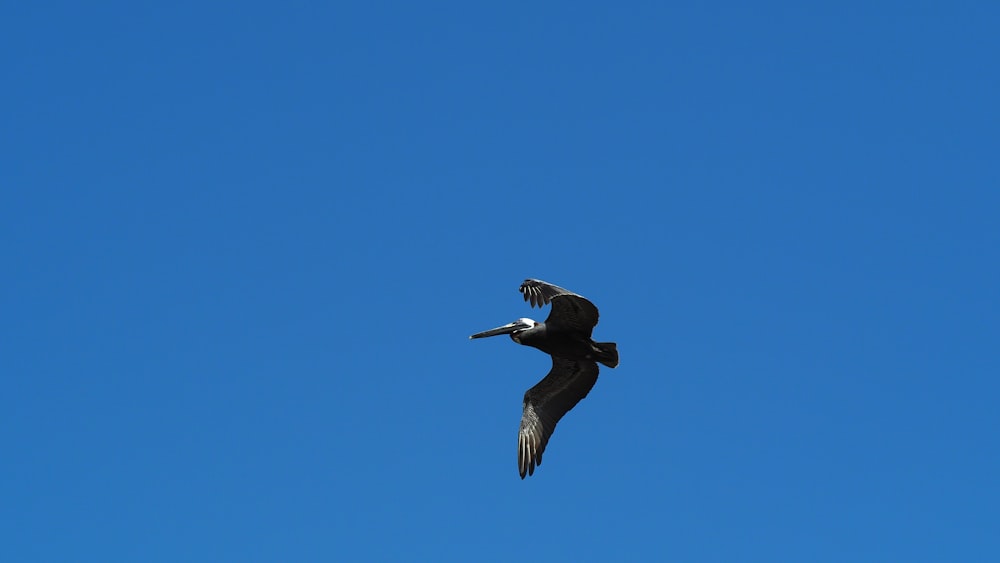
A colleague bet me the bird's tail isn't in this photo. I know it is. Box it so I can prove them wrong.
[596,342,619,368]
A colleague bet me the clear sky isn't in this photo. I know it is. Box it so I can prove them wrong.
[3,1,999,561]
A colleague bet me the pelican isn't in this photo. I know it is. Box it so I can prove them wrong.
[470,279,619,478]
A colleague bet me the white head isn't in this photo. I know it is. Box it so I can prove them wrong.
[510,318,538,343]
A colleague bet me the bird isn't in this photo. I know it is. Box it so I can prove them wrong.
[470,279,619,478]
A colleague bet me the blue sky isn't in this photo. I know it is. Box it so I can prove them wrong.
[3,1,999,561]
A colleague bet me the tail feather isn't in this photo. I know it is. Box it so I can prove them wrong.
[596,342,619,368]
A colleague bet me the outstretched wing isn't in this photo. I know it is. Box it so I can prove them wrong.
[518,357,600,479]
[519,279,600,335]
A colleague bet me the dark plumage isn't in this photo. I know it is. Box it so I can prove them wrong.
[470,279,619,478]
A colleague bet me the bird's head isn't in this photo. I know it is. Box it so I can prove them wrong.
[469,318,538,342]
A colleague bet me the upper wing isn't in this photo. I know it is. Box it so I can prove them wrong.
[519,279,600,334]
[518,357,600,479]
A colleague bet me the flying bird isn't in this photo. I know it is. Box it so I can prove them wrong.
[470,279,619,478]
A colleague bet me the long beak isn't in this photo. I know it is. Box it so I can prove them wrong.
[469,322,522,339]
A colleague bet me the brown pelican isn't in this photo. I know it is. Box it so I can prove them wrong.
[470,279,619,478]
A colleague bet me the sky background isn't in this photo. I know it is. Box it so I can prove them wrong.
[3,1,999,561]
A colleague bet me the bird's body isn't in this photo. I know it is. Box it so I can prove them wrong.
[513,323,617,368]
[470,279,619,478]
